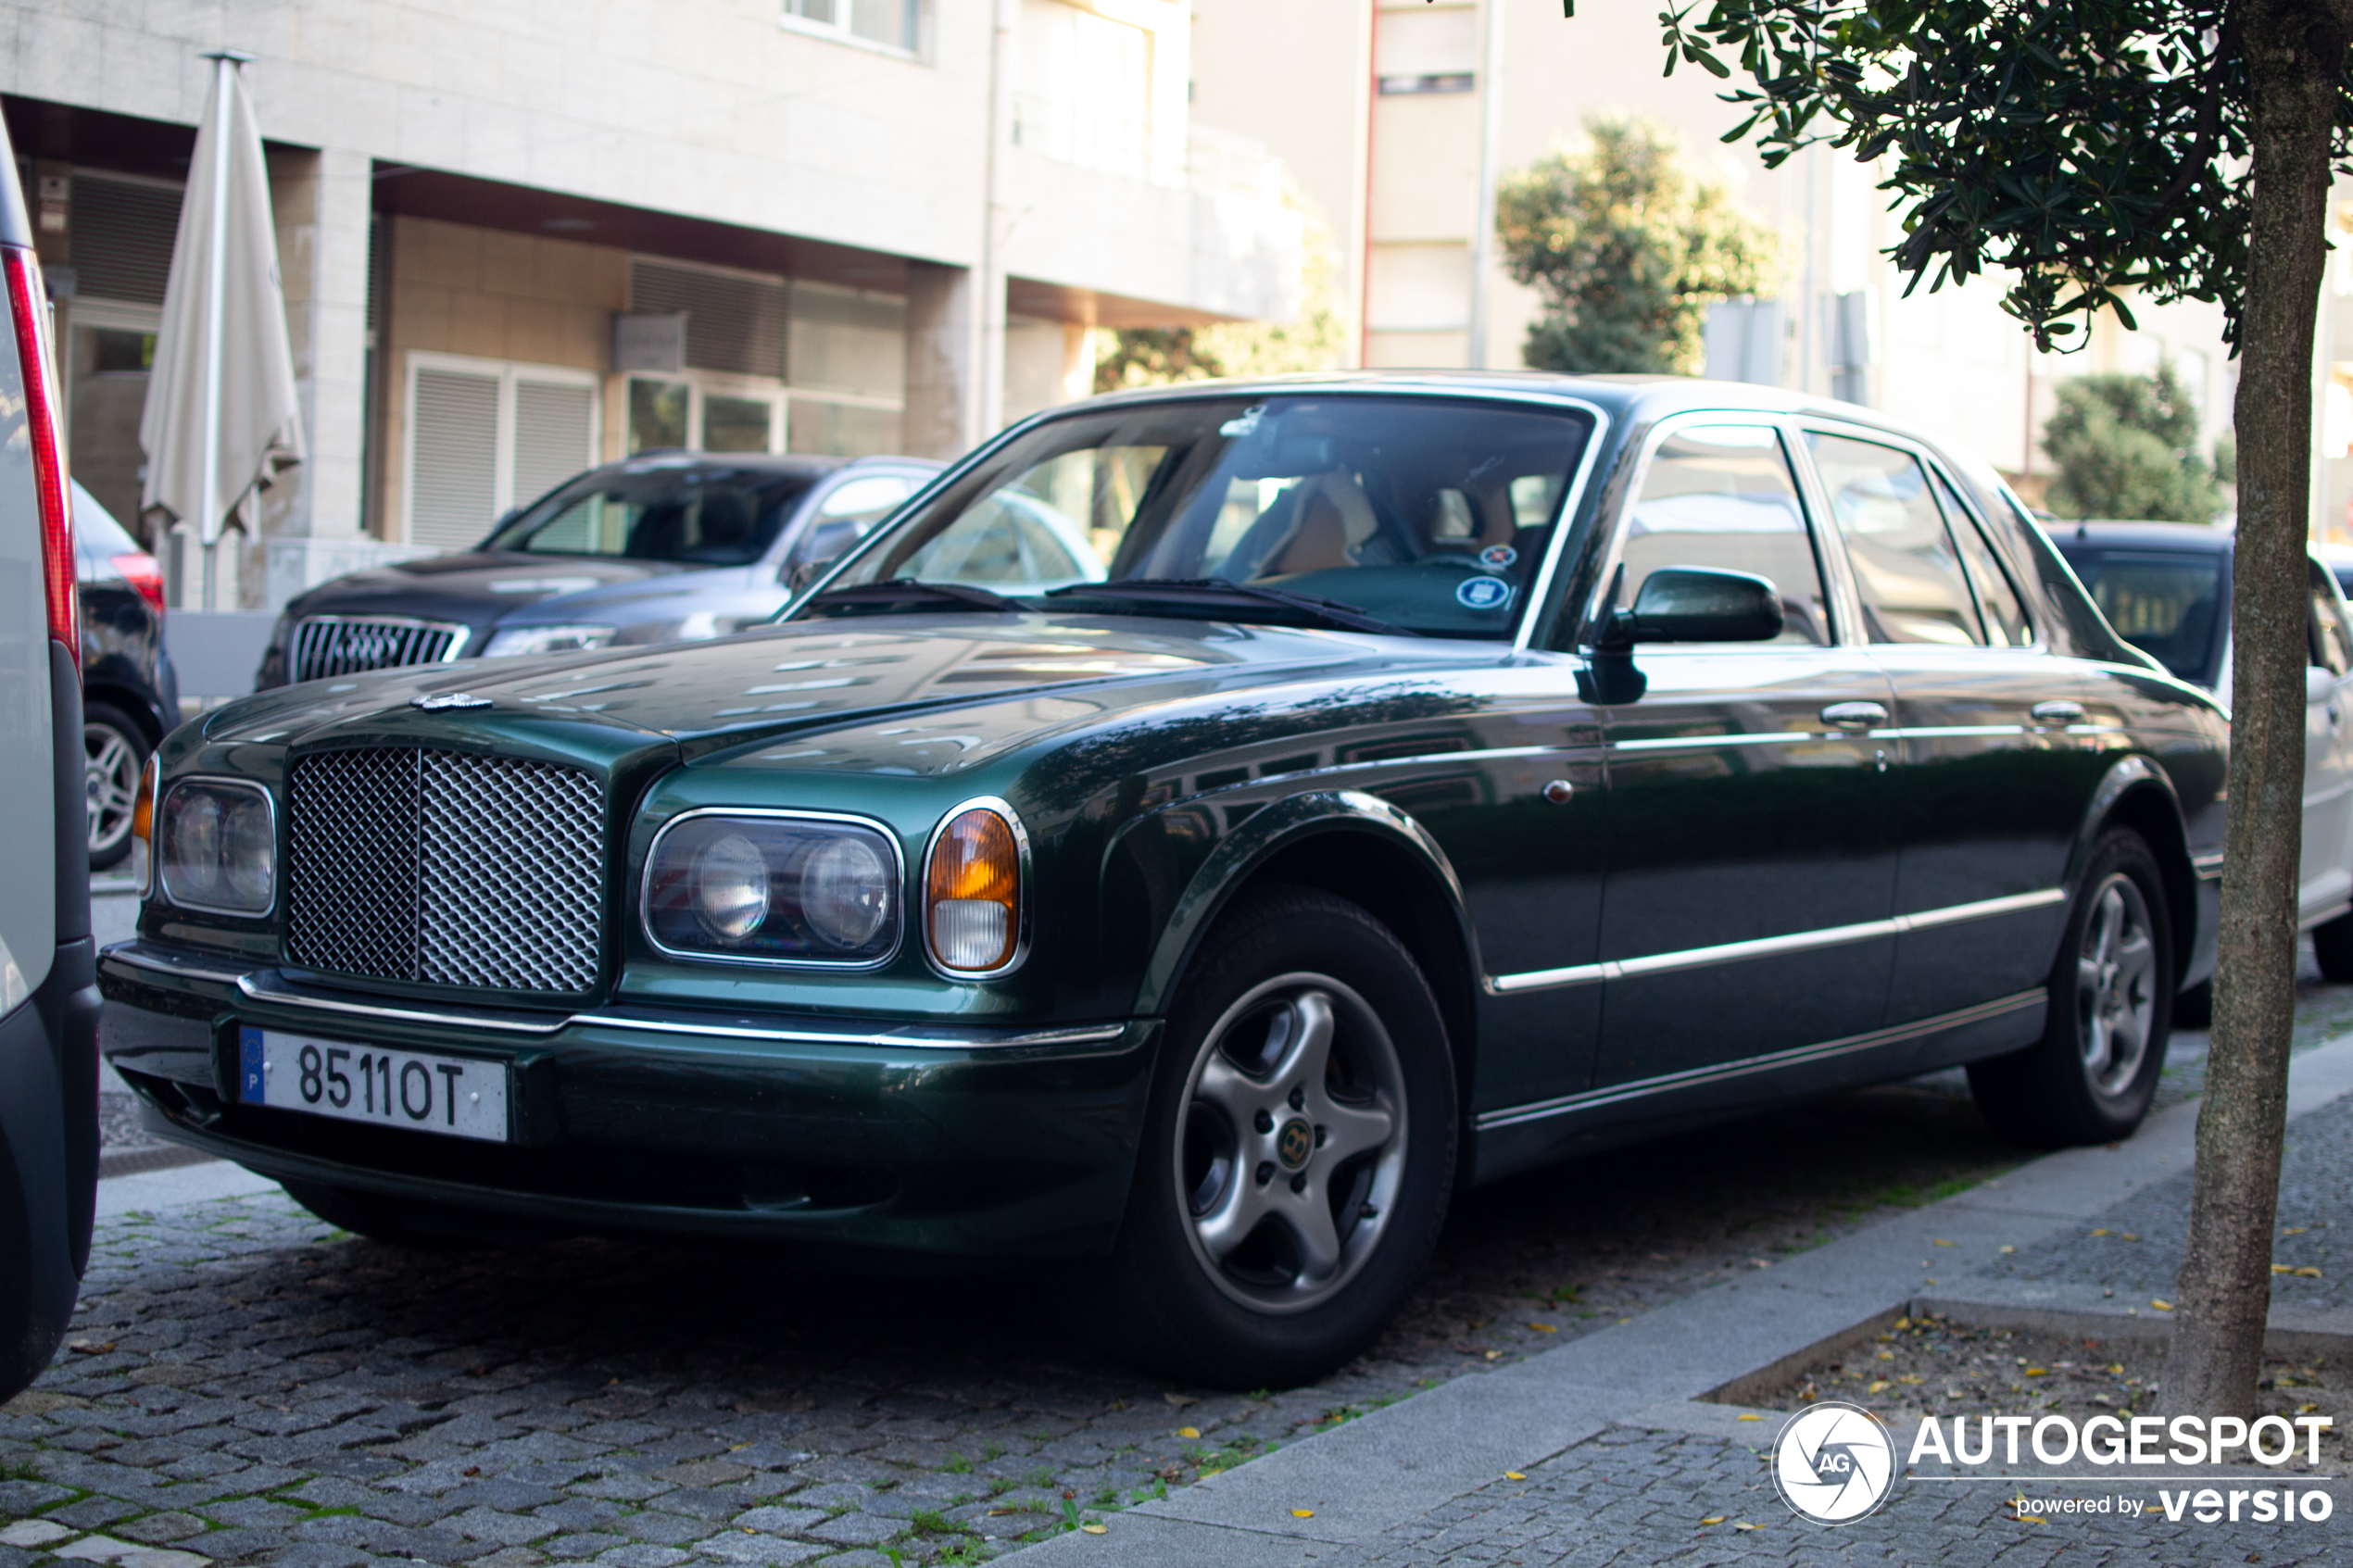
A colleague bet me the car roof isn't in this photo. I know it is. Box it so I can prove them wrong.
[2045,520,2236,555]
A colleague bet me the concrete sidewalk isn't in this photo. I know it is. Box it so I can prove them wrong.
[1006,1035,2353,1565]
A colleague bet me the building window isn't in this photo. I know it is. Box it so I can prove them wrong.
[626,376,786,456]
[405,353,600,549]
[783,0,919,53]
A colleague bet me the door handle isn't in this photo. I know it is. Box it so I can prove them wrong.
[2032,700,2086,725]
[1820,701,1888,730]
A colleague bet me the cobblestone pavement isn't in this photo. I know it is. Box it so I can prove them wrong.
[6,950,2344,1568]
[1310,1424,2339,1567]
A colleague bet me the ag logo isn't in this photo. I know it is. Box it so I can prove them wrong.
[1771,1401,1895,1524]
[1276,1118,1315,1171]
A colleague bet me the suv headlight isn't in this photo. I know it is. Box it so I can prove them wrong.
[157,779,275,916]
[643,812,901,965]
[482,624,617,658]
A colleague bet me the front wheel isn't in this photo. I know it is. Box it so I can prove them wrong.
[1098,886,1456,1388]
[1969,828,2172,1146]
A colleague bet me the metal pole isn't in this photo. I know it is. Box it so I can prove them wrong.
[1465,0,1506,370]
[196,50,252,610]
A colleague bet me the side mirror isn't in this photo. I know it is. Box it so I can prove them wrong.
[1615,568,1785,645]
[786,556,838,594]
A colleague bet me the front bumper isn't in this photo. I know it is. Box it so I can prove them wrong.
[99,941,1158,1256]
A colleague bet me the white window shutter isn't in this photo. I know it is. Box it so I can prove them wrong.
[511,379,598,512]
[409,369,501,549]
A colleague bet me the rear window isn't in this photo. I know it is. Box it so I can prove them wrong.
[484,461,822,566]
[2052,546,2225,684]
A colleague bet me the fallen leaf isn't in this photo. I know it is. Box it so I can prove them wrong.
[1734,1522,1761,1531]
[1894,1317,1910,1329]
[462,1466,482,1477]
[2295,1267,2323,1278]
[66,1340,115,1355]
[1504,1471,1527,1480]
[1932,1239,1955,1248]
[1080,1524,1108,1535]
[1869,1380,1890,1394]
[2025,1368,2049,1377]
[1736,1413,1763,1422]
[1164,1393,1198,1407]
[1176,1426,1200,1439]
[2300,1403,2322,1415]
[2273,1264,2296,1274]
[1290,1509,1315,1518]
[2092,1229,2110,1237]
[1617,1317,1632,1325]
[2152,1299,2174,1311]
[2284,1226,2309,1236]
[1896,1375,1924,1385]
[2108,1364,2125,1375]
[1529,1322,1557,1333]
[2120,1233,2140,1241]
[2017,1512,2047,1524]
[1484,1350,1504,1361]
[1998,1245,2017,1254]
[1700,1516,1726,1525]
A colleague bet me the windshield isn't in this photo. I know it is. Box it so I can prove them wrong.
[2053,545,2224,685]
[809,395,1594,637]
[483,461,823,566]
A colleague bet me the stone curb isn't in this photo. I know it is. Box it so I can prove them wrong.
[998,1031,2353,1564]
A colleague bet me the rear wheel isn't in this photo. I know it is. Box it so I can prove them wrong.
[1969,828,2172,1146]
[84,702,148,871]
[1098,886,1455,1388]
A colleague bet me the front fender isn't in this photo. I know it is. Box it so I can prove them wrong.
[1117,788,1478,1018]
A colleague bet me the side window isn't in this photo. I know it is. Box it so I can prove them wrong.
[787,474,919,571]
[1807,433,1983,646]
[1932,471,2033,646]
[2310,561,2352,676]
[1617,424,1831,646]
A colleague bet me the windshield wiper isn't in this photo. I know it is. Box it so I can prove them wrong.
[802,578,1018,615]
[1048,578,1416,636]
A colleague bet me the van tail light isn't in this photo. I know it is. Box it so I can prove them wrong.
[112,553,166,617]
[3,245,76,668]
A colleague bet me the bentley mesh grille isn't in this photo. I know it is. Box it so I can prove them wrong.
[286,747,605,994]
[291,618,466,683]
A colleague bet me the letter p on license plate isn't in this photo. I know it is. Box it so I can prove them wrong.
[237,1026,510,1142]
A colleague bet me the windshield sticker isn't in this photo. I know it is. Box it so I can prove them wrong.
[1219,405,1266,438]
[1478,545,1517,570]
[1457,576,1513,610]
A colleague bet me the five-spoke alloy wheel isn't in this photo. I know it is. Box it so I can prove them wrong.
[1101,885,1455,1388]
[1969,828,2173,1146]
[84,702,148,871]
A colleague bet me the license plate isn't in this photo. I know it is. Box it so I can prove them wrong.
[236,1026,510,1143]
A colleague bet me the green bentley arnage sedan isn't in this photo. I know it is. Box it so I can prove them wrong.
[101,374,2228,1385]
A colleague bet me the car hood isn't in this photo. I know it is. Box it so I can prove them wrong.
[204,613,1466,767]
[284,553,686,629]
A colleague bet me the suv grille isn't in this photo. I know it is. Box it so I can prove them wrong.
[291,617,468,683]
[285,747,606,994]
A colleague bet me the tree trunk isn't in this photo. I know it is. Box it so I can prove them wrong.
[2162,0,2350,1420]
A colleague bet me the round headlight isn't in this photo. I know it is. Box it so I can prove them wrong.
[801,835,891,948]
[223,794,274,903]
[692,833,770,942]
[165,790,221,896]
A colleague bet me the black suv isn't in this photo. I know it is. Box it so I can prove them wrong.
[0,116,101,1403]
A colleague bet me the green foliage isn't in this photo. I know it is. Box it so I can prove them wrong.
[1654,0,2313,350]
[2043,361,2221,522]
[2214,432,2238,486]
[1095,203,1348,391]
[1495,115,1777,374]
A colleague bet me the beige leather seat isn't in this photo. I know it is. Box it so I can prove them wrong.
[1265,473,1378,575]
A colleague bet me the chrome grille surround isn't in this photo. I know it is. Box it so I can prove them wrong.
[290,616,471,684]
[286,746,606,995]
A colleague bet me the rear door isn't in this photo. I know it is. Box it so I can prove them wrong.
[1587,419,1900,1092]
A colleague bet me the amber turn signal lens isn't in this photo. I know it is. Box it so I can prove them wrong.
[925,808,1020,972]
[130,754,157,894]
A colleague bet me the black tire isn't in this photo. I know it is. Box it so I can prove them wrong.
[1096,885,1456,1389]
[83,701,149,872]
[2314,910,2353,983]
[1969,828,2173,1147]
[280,1179,509,1249]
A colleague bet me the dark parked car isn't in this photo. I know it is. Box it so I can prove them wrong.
[75,481,179,870]
[0,121,101,1403]
[2049,520,2353,983]
[256,452,937,688]
[102,375,2226,1386]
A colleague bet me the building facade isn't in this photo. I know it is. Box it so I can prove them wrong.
[6,0,1302,607]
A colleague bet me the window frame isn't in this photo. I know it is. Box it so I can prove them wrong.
[778,0,925,59]
[402,350,601,548]
[1789,416,2049,657]
[1574,412,1850,652]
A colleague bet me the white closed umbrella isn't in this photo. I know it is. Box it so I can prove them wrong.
[140,50,304,609]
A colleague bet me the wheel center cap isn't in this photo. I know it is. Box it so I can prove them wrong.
[1276,1117,1315,1172]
